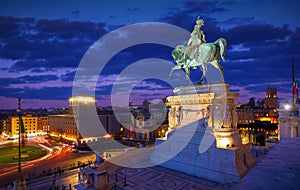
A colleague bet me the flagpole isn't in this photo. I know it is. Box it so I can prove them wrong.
[18,98,22,175]
[296,74,299,104]
[292,57,295,108]
[13,98,26,190]
[17,98,23,181]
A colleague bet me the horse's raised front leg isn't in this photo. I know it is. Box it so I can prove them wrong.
[169,64,181,80]
[199,64,207,84]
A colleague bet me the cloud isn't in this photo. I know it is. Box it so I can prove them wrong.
[230,44,250,52]
[0,96,69,109]
[0,16,112,102]
[128,8,139,12]
[134,80,172,90]
[0,16,108,72]
[0,77,22,87]
[100,43,174,76]
[61,71,76,82]
[225,24,291,45]
[70,10,80,17]
[1,5,299,108]
[18,74,58,84]
[184,1,227,13]
[0,16,20,38]
[223,17,257,26]
[0,85,72,100]
[0,73,58,87]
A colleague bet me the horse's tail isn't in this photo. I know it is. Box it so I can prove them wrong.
[214,38,227,62]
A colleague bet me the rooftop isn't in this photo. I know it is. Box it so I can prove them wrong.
[233,138,300,190]
[113,138,300,189]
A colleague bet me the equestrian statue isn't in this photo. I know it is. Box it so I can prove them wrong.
[169,16,227,84]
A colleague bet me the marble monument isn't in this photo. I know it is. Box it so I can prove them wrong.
[151,17,255,183]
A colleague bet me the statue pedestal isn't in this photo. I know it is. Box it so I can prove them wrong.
[151,83,255,183]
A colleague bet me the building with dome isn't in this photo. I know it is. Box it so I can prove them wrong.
[128,99,156,142]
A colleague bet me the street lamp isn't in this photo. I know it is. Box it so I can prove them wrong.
[284,104,291,110]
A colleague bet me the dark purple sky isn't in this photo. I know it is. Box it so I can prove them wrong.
[0,0,299,109]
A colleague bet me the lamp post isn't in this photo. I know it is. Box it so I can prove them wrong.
[284,104,291,110]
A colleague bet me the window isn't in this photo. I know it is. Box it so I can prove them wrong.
[243,153,247,166]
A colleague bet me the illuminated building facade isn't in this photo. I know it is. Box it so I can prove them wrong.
[123,99,167,142]
[0,118,11,136]
[69,95,96,114]
[11,114,43,136]
[38,116,50,133]
[98,114,120,136]
[49,114,80,142]
[236,107,278,125]
[129,99,154,141]
[49,95,96,143]
[278,103,300,139]
[49,95,121,143]
[236,88,279,144]
[265,87,278,108]
[278,110,300,138]
[236,88,279,125]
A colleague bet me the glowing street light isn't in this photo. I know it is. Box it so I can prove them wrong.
[284,104,291,110]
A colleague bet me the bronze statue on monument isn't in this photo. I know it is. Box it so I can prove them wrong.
[169,16,227,84]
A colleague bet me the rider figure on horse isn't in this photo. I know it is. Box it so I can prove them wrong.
[186,16,206,67]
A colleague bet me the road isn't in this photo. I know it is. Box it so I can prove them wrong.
[0,137,96,189]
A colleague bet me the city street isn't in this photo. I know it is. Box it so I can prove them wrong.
[0,137,96,189]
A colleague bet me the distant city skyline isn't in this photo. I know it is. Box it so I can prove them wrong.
[0,0,299,109]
